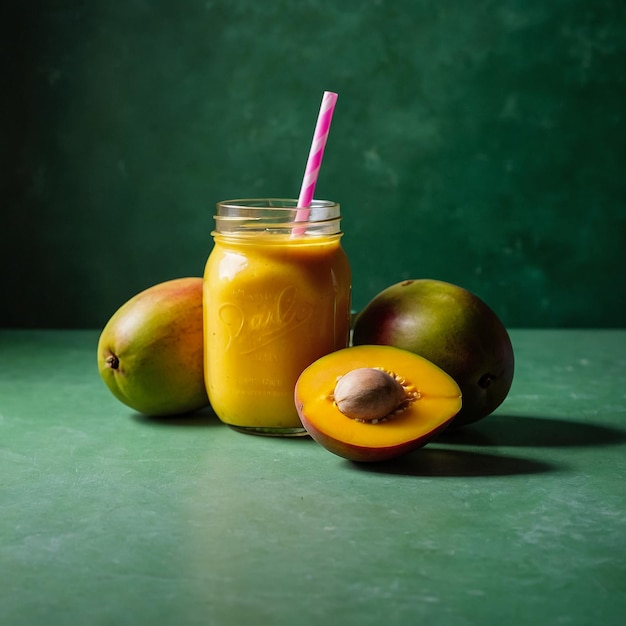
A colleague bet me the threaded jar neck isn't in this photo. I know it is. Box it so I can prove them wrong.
[214,199,342,237]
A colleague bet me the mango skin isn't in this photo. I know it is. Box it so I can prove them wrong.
[352,279,514,427]
[299,416,455,463]
[97,277,210,416]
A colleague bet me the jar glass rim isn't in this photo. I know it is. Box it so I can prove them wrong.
[214,198,341,235]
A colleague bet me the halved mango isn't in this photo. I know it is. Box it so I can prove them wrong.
[294,345,462,462]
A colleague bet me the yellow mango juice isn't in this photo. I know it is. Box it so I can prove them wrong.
[203,229,351,435]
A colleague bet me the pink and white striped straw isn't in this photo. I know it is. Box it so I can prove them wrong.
[292,91,338,235]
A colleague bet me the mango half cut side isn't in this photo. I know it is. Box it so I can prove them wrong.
[295,345,462,462]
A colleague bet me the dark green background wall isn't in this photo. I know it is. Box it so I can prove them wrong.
[2,0,625,329]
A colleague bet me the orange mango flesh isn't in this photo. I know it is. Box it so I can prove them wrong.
[295,345,462,462]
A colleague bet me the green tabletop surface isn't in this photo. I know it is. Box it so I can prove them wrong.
[1,329,625,626]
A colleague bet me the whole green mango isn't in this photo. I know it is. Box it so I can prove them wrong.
[352,279,514,427]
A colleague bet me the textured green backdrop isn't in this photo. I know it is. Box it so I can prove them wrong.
[2,0,625,328]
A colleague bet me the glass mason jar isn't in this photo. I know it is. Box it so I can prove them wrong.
[203,199,352,436]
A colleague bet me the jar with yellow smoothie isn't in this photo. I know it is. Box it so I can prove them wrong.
[203,199,351,436]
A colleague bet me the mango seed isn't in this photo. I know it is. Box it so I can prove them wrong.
[333,367,407,422]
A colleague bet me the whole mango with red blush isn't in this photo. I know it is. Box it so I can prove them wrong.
[97,278,210,416]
